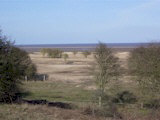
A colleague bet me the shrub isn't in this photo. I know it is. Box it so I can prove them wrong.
[128,44,160,100]
[112,91,137,104]
[40,48,47,57]
[47,48,63,58]
[98,103,122,118]
[82,50,91,58]
[11,47,37,79]
[82,102,121,118]
[63,53,69,63]
[0,30,36,103]
[72,51,78,56]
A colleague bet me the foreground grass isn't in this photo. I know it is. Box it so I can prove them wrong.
[1,81,160,120]
[0,104,105,120]
[0,104,159,120]
[22,81,95,103]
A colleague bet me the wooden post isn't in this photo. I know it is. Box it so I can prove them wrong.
[25,76,28,81]
[43,75,46,81]
[99,96,102,107]
[140,102,144,109]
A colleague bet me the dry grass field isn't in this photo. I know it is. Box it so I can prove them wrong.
[30,52,95,83]
[30,51,130,83]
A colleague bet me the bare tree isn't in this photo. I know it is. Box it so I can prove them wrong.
[94,43,120,107]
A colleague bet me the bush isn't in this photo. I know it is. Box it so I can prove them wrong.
[82,50,91,58]
[11,47,37,79]
[112,91,137,104]
[40,48,47,57]
[63,53,69,63]
[47,48,63,58]
[128,44,160,99]
[72,51,78,56]
[0,30,36,103]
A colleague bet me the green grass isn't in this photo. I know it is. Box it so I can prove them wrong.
[22,81,95,103]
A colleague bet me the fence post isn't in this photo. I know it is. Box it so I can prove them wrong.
[43,75,46,81]
[25,76,28,81]
[98,96,102,107]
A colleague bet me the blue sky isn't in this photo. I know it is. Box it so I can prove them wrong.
[0,0,160,44]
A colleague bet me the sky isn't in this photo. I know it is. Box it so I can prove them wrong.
[0,0,160,44]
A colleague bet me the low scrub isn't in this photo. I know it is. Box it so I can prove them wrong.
[47,48,63,58]
[112,91,137,104]
[82,51,91,58]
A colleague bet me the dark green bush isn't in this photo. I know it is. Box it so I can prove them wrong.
[11,47,37,79]
[47,48,63,58]
[112,91,137,104]
[0,31,36,103]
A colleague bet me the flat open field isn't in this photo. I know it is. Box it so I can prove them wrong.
[30,51,130,83]
[22,51,132,102]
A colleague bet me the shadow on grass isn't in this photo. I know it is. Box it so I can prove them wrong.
[0,92,75,109]
[20,99,74,109]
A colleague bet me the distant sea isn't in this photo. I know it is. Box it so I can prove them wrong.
[16,43,150,52]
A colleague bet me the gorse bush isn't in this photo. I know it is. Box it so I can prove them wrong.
[0,30,36,103]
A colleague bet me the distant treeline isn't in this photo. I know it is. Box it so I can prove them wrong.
[40,48,63,58]
[18,47,133,53]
